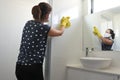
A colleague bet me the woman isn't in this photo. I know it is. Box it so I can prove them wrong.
[101,29,115,50]
[15,2,70,80]
[93,27,115,50]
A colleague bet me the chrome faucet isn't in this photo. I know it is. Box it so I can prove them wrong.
[86,48,94,57]
[86,48,89,57]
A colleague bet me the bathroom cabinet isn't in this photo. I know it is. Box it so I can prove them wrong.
[117,76,120,80]
[66,67,119,80]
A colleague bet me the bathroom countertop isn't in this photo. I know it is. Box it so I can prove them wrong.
[66,64,120,76]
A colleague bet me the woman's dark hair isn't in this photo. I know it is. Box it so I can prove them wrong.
[32,2,52,21]
[108,29,115,39]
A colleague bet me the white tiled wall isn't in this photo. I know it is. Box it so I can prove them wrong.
[88,51,120,68]
[49,0,83,80]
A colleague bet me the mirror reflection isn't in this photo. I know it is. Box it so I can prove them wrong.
[83,6,120,51]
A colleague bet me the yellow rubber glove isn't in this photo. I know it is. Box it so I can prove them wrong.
[66,17,71,28]
[93,26,102,38]
[60,16,71,28]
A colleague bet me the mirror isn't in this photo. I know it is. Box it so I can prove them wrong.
[83,6,120,51]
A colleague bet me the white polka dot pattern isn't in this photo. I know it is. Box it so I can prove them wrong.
[17,20,50,65]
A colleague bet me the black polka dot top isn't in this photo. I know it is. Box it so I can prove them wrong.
[16,20,51,65]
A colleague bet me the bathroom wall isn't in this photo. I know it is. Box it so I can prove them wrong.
[83,13,102,51]
[49,0,83,80]
[0,0,48,80]
[113,14,120,51]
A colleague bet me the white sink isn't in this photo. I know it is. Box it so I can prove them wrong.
[80,57,112,69]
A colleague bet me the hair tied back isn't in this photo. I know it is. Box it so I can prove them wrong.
[32,5,41,20]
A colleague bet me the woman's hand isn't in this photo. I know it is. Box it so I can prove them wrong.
[93,26,102,38]
[60,16,71,28]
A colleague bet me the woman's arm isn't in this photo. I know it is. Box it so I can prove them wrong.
[48,16,71,37]
[100,37,113,45]
[48,26,65,37]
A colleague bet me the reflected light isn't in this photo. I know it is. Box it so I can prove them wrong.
[115,29,119,37]
[60,6,80,20]
[52,6,80,25]
[94,0,120,13]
